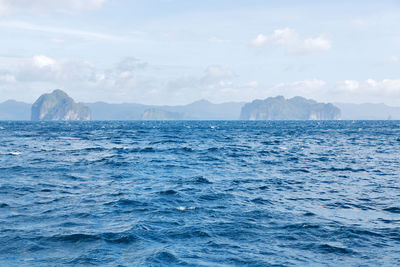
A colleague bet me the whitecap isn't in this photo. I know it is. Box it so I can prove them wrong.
[176,206,195,211]
[8,152,22,155]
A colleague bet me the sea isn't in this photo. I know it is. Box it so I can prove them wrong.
[0,121,399,266]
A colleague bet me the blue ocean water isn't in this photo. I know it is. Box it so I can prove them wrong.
[0,121,399,266]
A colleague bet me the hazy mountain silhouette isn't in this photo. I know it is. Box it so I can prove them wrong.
[240,96,341,120]
[2,94,400,120]
[335,103,400,120]
[0,100,31,120]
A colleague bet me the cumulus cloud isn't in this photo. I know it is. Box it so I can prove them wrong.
[116,57,148,72]
[203,66,234,82]
[301,37,331,53]
[252,28,298,47]
[10,55,147,89]
[335,79,400,98]
[251,28,331,54]
[234,78,400,106]
[270,79,400,105]
[15,55,95,83]
[2,54,400,106]
[0,0,105,15]
[85,57,148,90]
[167,66,235,92]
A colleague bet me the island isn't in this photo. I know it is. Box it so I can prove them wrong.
[240,96,341,120]
[31,89,92,121]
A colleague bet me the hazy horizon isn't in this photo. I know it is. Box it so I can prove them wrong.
[1,0,400,106]
[2,91,400,108]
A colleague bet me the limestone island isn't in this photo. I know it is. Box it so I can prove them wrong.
[31,89,91,121]
[240,96,341,120]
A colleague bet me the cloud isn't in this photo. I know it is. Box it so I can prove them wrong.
[203,66,234,81]
[0,0,105,15]
[252,28,298,47]
[270,79,400,105]
[251,28,331,54]
[208,37,232,44]
[32,55,55,68]
[116,57,148,72]
[0,21,123,41]
[335,79,400,98]
[5,55,147,87]
[13,55,95,83]
[300,37,331,53]
[235,78,400,106]
[2,54,400,106]
[167,66,235,91]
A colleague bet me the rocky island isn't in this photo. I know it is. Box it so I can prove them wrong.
[240,96,341,120]
[31,89,91,121]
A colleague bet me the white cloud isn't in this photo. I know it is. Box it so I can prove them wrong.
[251,28,331,54]
[299,36,331,53]
[323,79,400,104]
[246,81,259,88]
[340,80,360,92]
[0,21,123,41]
[251,28,298,47]
[116,57,148,72]
[0,0,105,15]
[14,55,95,83]
[2,54,400,106]
[245,79,400,106]
[32,55,55,68]
[204,66,234,80]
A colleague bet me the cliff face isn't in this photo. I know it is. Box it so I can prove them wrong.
[240,96,341,120]
[31,90,91,121]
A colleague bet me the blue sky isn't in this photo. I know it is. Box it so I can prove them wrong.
[0,0,400,105]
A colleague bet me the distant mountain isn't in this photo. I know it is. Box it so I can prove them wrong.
[0,100,31,120]
[159,100,245,120]
[141,108,184,120]
[85,102,148,120]
[335,103,400,120]
[2,94,400,121]
[85,99,245,120]
[31,89,91,121]
[240,96,341,120]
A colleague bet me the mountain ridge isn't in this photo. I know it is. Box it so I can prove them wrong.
[2,95,400,120]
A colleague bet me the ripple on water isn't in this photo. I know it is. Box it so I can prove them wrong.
[0,121,399,266]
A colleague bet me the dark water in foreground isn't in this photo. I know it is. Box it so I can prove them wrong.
[0,121,399,266]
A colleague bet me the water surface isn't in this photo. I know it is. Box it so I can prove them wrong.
[0,121,399,266]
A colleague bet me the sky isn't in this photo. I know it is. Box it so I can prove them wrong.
[0,0,400,105]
